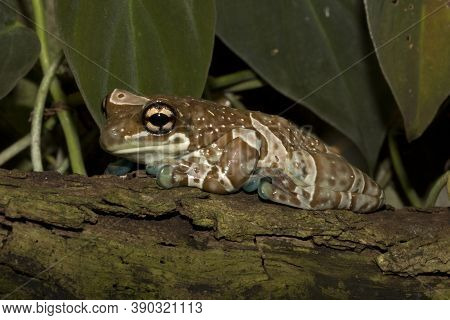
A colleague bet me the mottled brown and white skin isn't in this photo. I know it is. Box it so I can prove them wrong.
[100,89,384,212]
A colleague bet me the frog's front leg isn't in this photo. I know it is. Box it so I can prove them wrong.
[157,129,261,194]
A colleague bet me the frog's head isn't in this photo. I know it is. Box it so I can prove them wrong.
[100,89,253,165]
[99,89,196,165]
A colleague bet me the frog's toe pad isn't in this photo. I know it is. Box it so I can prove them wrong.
[157,165,174,189]
[146,165,160,176]
[258,178,273,200]
[243,177,260,192]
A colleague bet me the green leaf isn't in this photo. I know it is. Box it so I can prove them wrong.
[0,0,40,99]
[365,0,450,141]
[55,0,216,126]
[216,0,392,170]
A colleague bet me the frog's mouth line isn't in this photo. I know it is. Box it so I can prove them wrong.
[107,132,190,155]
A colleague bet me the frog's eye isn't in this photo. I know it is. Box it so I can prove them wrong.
[142,102,176,135]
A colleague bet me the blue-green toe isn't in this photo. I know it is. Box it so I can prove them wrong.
[156,165,174,189]
[146,165,162,176]
[243,176,260,192]
[105,159,135,176]
[258,179,273,200]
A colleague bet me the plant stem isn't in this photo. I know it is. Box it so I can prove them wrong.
[56,158,70,174]
[226,79,264,92]
[388,130,423,207]
[0,135,31,167]
[31,0,86,175]
[424,171,449,208]
[0,118,57,167]
[31,52,63,172]
[208,70,257,89]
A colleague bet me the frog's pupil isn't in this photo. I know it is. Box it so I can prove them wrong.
[148,113,170,127]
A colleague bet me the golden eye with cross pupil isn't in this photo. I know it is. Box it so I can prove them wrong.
[142,102,176,135]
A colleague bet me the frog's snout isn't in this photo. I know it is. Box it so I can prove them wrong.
[99,124,126,152]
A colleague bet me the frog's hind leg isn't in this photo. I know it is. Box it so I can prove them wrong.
[258,175,384,212]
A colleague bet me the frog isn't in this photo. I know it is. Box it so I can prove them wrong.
[100,89,384,212]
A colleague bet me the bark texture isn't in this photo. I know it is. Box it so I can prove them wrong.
[0,168,448,299]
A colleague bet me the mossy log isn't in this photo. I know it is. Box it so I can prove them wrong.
[0,168,448,299]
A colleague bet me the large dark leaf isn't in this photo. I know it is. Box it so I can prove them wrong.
[365,0,450,141]
[55,0,216,126]
[216,0,392,170]
[0,0,40,99]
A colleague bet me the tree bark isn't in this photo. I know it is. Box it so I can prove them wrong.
[0,168,448,299]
